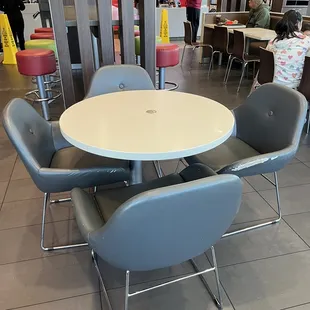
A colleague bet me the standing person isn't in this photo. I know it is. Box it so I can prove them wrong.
[247,0,270,29]
[0,0,25,50]
[186,0,202,43]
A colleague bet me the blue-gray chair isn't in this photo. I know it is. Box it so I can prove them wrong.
[85,64,155,99]
[185,83,308,238]
[84,64,163,178]
[2,99,131,251]
[71,164,242,310]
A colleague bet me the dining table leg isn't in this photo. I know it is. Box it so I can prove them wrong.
[130,160,143,185]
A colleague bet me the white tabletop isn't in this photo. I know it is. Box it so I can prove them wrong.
[205,24,275,41]
[60,90,235,161]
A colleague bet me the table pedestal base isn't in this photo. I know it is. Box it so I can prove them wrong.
[130,160,143,185]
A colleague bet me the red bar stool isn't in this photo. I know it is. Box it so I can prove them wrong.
[156,44,180,90]
[30,33,54,40]
[16,49,59,121]
[35,27,53,33]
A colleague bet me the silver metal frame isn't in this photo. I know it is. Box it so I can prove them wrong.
[92,246,223,310]
[175,160,282,237]
[157,67,179,91]
[153,161,164,178]
[224,55,260,93]
[41,193,88,251]
[223,172,281,238]
[208,51,223,77]
[306,108,310,134]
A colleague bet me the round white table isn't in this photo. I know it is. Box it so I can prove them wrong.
[60,90,235,184]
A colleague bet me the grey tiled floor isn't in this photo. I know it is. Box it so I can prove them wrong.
[1,50,310,310]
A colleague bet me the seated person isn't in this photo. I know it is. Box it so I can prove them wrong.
[247,0,270,29]
[303,23,310,36]
[251,10,310,92]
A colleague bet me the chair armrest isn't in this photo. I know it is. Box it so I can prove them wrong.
[51,121,72,151]
[218,146,296,177]
[180,163,217,182]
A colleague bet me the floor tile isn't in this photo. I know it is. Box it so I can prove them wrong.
[107,254,233,310]
[0,219,85,264]
[208,220,308,267]
[8,293,102,310]
[11,157,31,180]
[219,250,310,310]
[284,212,310,247]
[0,251,99,310]
[0,197,71,230]
[246,163,310,191]
[160,159,186,175]
[242,179,255,193]
[0,153,16,182]
[108,274,233,310]
[4,178,43,202]
[98,257,196,291]
[259,183,310,216]
[0,138,16,161]
[233,192,277,224]
[296,145,310,162]
[0,181,8,204]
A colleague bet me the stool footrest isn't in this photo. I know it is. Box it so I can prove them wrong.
[25,89,62,104]
[156,81,179,91]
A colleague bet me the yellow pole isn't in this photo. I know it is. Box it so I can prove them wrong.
[159,9,170,44]
[0,14,18,65]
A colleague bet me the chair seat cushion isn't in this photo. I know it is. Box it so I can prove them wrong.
[186,137,260,172]
[50,146,131,185]
[71,164,216,240]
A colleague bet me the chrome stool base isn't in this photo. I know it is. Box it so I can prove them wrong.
[25,75,61,121]
[157,67,179,91]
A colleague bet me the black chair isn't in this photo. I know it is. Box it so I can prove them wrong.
[71,164,242,310]
[186,84,308,237]
[181,21,213,65]
[298,56,310,134]
[208,26,231,76]
[224,30,260,92]
[257,47,275,85]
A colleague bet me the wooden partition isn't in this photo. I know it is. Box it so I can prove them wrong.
[48,0,155,108]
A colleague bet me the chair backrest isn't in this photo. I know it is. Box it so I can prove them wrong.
[2,99,55,176]
[183,21,193,45]
[232,30,246,60]
[89,174,242,272]
[85,65,155,99]
[213,26,229,53]
[235,83,307,155]
[298,56,310,102]
[257,47,275,85]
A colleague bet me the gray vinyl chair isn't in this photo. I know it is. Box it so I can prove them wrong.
[186,83,308,238]
[2,99,131,251]
[70,164,242,310]
[84,64,163,177]
[85,64,155,99]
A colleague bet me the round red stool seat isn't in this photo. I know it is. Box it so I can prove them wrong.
[134,30,140,37]
[156,44,180,68]
[35,27,53,33]
[30,33,54,40]
[16,49,56,76]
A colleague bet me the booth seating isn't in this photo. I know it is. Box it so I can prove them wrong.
[30,33,55,40]
[35,27,53,33]
[16,49,57,121]
[156,44,180,90]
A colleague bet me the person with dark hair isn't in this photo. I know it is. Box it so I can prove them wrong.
[251,10,310,92]
[0,0,25,50]
[186,0,202,43]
